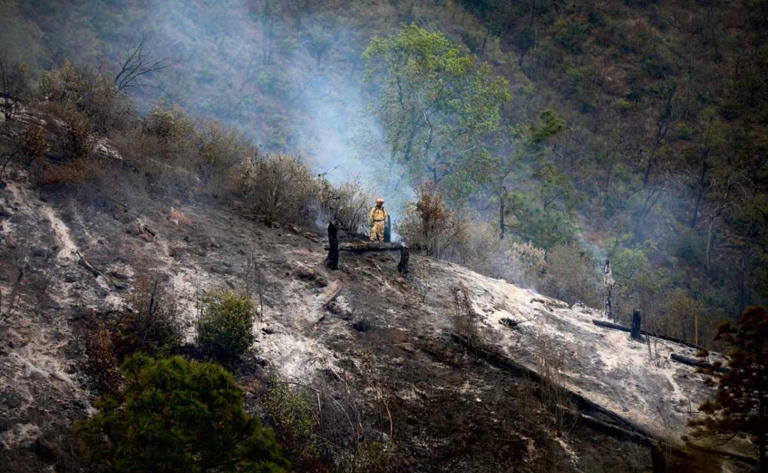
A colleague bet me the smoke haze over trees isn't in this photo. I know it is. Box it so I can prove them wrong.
[2,0,768,348]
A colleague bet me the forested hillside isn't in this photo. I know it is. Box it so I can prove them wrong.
[2,0,767,347]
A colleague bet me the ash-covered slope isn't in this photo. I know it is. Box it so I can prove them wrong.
[0,143,749,472]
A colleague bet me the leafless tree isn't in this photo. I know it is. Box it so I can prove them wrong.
[114,37,176,92]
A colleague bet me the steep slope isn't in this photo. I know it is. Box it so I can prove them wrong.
[0,150,754,473]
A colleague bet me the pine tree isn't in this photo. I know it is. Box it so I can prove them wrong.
[688,305,768,472]
[75,354,289,473]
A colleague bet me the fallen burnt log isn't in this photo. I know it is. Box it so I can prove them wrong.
[449,332,654,446]
[448,332,758,470]
[592,319,704,351]
[324,232,409,273]
[669,352,730,373]
[335,241,405,252]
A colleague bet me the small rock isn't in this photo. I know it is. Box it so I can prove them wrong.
[211,263,234,275]
[139,233,154,242]
[31,247,48,258]
[352,319,370,332]
[34,433,64,463]
[327,300,343,315]
[0,391,23,409]
[499,318,518,329]
[295,265,317,281]
[109,269,129,280]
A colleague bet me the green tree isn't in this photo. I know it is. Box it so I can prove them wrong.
[75,354,289,473]
[363,23,511,201]
[688,305,768,472]
[490,109,565,240]
[197,290,255,360]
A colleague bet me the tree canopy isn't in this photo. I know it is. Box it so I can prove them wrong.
[688,305,768,472]
[75,354,289,473]
[363,23,510,201]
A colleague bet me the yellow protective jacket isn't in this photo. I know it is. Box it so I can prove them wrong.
[370,206,387,224]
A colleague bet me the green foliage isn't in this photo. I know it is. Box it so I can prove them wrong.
[38,61,130,133]
[75,354,289,473]
[197,290,255,360]
[504,188,578,250]
[143,103,195,145]
[363,23,510,201]
[266,382,320,466]
[194,120,251,185]
[688,305,768,471]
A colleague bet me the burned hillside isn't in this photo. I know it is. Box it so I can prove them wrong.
[0,99,756,473]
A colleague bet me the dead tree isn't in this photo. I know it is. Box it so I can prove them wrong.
[603,259,615,321]
[326,221,339,270]
[397,245,409,274]
[326,240,408,273]
[631,310,642,341]
[114,37,175,92]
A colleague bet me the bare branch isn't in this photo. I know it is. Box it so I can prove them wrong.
[114,37,177,92]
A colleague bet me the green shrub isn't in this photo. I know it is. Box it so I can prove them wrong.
[39,61,130,133]
[75,354,289,473]
[194,120,251,186]
[266,382,320,466]
[143,103,195,145]
[197,290,255,359]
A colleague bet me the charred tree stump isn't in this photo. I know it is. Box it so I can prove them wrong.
[631,310,642,340]
[398,245,409,274]
[326,221,339,270]
[384,215,392,243]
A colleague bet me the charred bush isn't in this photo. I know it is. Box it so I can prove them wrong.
[453,282,479,344]
[541,243,601,307]
[237,153,319,226]
[318,179,371,236]
[397,183,469,258]
[84,324,121,394]
[111,277,182,360]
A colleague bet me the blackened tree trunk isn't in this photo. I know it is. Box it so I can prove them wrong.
[631,310,642,340]
[759,395,766,473]
[398,245,409,274]
[326,221,339,270]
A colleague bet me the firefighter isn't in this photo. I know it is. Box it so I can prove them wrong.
[369,197,387,244]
